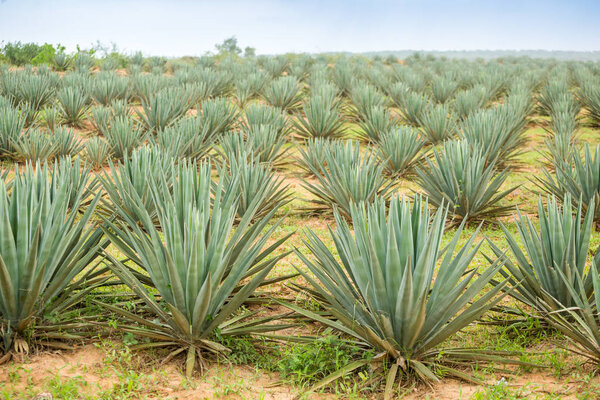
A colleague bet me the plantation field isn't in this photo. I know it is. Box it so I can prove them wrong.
[1,53,600,399]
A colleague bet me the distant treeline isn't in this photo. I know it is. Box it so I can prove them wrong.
[2,40,599,65]
[359,50,600,61]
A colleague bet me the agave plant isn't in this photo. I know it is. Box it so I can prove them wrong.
[192,68,233,100]
[549,97,581,124]
[418,103,457,144]
[245,71,270,97]
[53,52,72,71]
[578,81,600,126]
[59,72,89,91]
[504,89,534,126]
[104,116,147,160]
[0,162,105,359]
[540,245,600,364]
[137,86,198,133]
[299,139,393,217]
[220,127,289,167]
[537,143,600,222]
[387,82,410,108]
[20,101,40,128]
[416,140,515,224]
[132,74,171,104]
[393,90,429,127]
[430,76,459,103]
[0,71,57,113]
[543,133,575,171]
[147,56,168,73]
[366,66,392,92]
[0,106,25,158]
[100,147,175,223]
[459,105,527,168]
[100,161,290,376]
[52,126,84,158]
[310,82,340,108]
[306,68,328,90]
[110,98,131,119]
[538,79,570,117]
[349,83,388,120]
[73,53,95,73]
[548,103,579,138]
[0,95,10,110]
[543,103,579,168]
[263,56,288,78]
[83,137,112,169]
[0,72,20,107]
[42,106,61,132]
[262,76,302,112]
[288,56,312,81]
[195,98,239,138]
[488,195,599,315]
[156,117,217,161]
[293,95,346,140]
[286,196,511,395]
[328,65,351,96]
[13,129,56,162]
[56,86,90,127]
[54,156,101,210]
[100,57,119,71]
[234,79,254,108]
[219,152,291,219]
[358,106,398,142]
[89,72,130,105]
[90,105,113,136]
[451,85,489,120]
[243,104,288,136]
[395,67,427,92]
[375,127,425,178]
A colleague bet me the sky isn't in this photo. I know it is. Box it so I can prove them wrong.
[0,0,598,56]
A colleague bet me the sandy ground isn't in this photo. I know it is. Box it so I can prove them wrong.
[1,342,598,399]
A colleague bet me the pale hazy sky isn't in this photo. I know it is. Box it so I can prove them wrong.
[0,0,598,56]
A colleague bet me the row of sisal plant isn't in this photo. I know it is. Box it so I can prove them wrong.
[0,72,573,229]
[296,82,534,225]
[1,60,600,229]
[3,55,597,135]
[0,56,597,135]
[2,153,600,398]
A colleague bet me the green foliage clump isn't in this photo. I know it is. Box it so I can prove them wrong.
[278,336,366,387]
